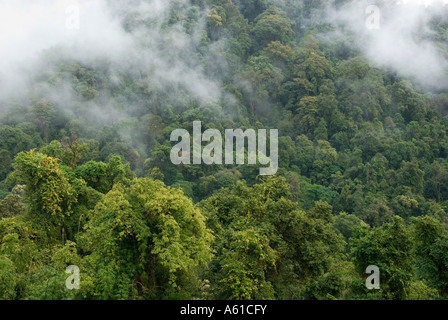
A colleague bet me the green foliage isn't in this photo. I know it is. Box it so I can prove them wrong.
[201,177,350,300]
[14,150,77,220]
[350,217,415,299]
[0,0,447,300]
[219,226,277,300]
[411,216,448,296]
[253,6,295,48]
[80,178,213,299]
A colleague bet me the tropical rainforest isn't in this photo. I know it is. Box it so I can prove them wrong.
[0,0,448,300]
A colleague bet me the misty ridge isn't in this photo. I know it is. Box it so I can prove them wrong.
[0,0,446,173]
[0,0,447,177]
[1,0,447,117]
[0,0,227,122]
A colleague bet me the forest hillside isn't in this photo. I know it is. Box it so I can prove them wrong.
[0,0,448,300]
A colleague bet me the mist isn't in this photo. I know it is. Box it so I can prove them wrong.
[1,0,447,121]
[323,0,448,90]
[0,0,227,122]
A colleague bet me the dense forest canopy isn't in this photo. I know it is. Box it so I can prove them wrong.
[0,0,448,300]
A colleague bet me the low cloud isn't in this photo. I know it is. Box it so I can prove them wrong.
[0,0,224,116]
[324,0,448,90]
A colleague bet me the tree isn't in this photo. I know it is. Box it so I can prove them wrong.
[201,177,348,300]
[219,226,277,300]
[350,216,414,300]
[0,256,16,300]
[333,212,364,242]
[80,178,213,299]
[13,150,77,233]
[0,149,12,181]
[261,41,295,69]
[0,193,25,219]
[207,6,225,40]
[288,35,333,97]
[0,126,32,155]
[424,160,448,202]
[397,161,424,195]
[32,99,56,142]
[295,96,319,134]
[312,140,339,184]
[253,6,295,48]
[411,216,448,296]
[61,135,88,170]
[236,0,268,21]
